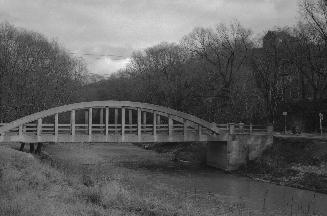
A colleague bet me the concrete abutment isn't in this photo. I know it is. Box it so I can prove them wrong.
[206,134,273,171]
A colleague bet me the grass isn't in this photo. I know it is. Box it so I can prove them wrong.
[0,143,323,216]
[0,146,176,216]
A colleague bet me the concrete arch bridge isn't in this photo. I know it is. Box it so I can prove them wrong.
[0,101,273,170]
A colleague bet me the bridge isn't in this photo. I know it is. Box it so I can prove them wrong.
[0,100,273,170]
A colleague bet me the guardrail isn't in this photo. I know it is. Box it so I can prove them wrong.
[216,123,272,134]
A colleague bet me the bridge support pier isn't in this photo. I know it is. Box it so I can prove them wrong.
[206,134,273,171]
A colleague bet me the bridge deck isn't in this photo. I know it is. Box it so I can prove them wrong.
[1,131,224,143]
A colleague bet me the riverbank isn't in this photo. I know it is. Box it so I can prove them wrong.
[141,138,327,194]
[237,136,327,194]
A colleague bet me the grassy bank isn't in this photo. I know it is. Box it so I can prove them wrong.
[0,145,196,216]
[0,144,267,216]
[238,137,327,194]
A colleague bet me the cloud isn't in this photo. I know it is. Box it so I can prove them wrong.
[88,57,130,76]
[0,0,299,75]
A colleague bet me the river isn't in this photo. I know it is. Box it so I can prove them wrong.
[44,142,327,216]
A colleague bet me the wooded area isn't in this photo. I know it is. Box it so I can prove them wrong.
[0,23,87,122]
[1,0,327,132]
[83,0,327,132]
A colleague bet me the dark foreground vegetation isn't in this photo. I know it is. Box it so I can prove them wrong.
[238,137,327,194]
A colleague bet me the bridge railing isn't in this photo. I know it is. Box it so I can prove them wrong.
[0,122,271,135]
[216,123,271,134]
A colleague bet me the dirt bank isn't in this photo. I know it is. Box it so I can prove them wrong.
[238,136,327,194]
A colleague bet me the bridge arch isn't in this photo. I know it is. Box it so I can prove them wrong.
[0,101,220,143]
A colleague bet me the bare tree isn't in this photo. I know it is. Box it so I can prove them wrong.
[300,0,327,44]
[182,22,253,122]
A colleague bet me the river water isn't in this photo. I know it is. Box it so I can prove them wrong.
[136,166,327,215]
[45,143,327,216]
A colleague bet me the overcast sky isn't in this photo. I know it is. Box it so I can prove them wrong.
[0,0,299,76]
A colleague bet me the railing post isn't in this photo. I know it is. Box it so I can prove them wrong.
[105,107,109,136]
[19,125,23,137]
[114,108,118,133]
[229,123,235,134]
[37,118,42,137]
[198,125,202,137]
[55,113,59,138]
[88,108,92,135]
[168,115,173,137]
[71,110,75,136]
[153,111,157,137]
[121,108,125,139]
[137,108,141,138]
[250,123,253,134]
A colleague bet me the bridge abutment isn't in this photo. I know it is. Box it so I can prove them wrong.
[206,134,273,171]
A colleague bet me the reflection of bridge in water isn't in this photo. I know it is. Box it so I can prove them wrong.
[0,100,273,170]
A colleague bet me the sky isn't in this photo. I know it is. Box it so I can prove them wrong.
[0,0,299,76]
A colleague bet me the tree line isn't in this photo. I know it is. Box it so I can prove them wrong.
[84,0,327,131]
[0,23,87,122]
